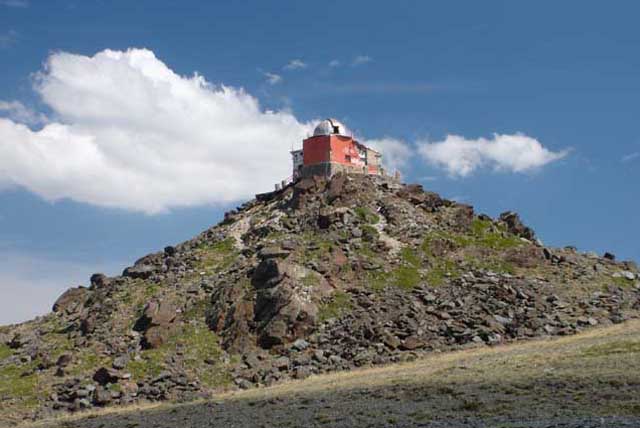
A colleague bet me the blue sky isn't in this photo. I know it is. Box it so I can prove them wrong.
[1,0,639,324]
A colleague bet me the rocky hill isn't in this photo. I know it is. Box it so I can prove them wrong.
[1,173,639,425]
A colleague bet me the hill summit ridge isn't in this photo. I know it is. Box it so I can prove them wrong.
[1,173,639,422]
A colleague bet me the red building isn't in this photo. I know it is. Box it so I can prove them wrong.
[291,119,383,179]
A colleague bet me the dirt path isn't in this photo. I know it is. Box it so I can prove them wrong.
[32,320,640,428]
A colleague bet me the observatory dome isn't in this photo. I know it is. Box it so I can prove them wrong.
[313,118,349,136]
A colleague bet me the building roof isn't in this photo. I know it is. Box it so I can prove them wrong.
[313,118,349,136]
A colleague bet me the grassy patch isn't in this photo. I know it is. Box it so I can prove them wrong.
[301,232,334,262]
[41,330,75,364]
[0,343,12,360]
[394,266,421,289]
[365,266,422,291]
[183,298,210,320]
[421,231,470,255]
[422,219,523,255]
[319,291,353,321]
[354,206,380,224]
[425,260,460,287]
[464,256,516,275]
[301,273,320,287]
[356,243,378,259]
[178,323,230,389]
[366,270,391,292]
[68,351,111,377]
[581,340,640,358]
[361,225,379,242]
[194,238,238,274]
[127,349,167,380]
[401,247,421,267]
[0,363,39,408]
[144,282,161,298]
[459,399,483,412]
[612,275,636,288]
[470,218,522,250]
[126,322,230,389]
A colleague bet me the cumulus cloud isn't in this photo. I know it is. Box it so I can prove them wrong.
[263,72,282,85]
[284,59,307,70]
[0,100,47,125]
[418,133,567,177]
[352,55,372,66]
[0,48,313,213]
[328,59,341,67]
[364,138,412,172]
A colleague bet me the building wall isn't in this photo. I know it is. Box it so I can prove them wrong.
[291,149,304,179]
[301,135,382,178]
[366,148,381,174]
[329,136,365,167]
[303,136,331,165]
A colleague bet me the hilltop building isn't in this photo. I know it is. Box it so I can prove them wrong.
[291,119,383,179]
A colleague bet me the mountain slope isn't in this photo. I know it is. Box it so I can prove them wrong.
[1,173,639,424]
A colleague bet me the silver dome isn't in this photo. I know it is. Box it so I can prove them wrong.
[313,118,349,136]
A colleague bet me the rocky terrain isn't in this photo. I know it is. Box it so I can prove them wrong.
[35,319,640,428]
[1,173,639,425]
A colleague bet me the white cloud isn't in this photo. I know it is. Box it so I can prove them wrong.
[418,133,568,177]
[0,48,313,213]
[328,59,341,67]
[284,59,307,70]
[0,100,47,125]
[0,251,121,325]
[364,138,412,173]
[0,0,28,7]
[622,152,639,163]
[263,72,282,85]
[352,55,372,66]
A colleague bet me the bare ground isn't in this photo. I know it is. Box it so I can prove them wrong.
[30,320,640,428]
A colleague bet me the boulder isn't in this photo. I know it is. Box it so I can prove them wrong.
[80,313,97,336]
[397,184,426,205]
[452,205,474,231]
[89,273,109,289]
[56,353,73,368]
[122,264,155,280]
[8,331,38,349]
[252,259,289,289]
[327,172,347,202]
[93,387,112,405]
[257,246,290,260]
[422,192,447,211]
[93,367,120,385]
[254,265,331,348]
[135,300,179,349]
[317,206,349,229]
[112,355,129,370]
[52,287,89,313]
[143,300,178,326]
[499,211,536,241]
